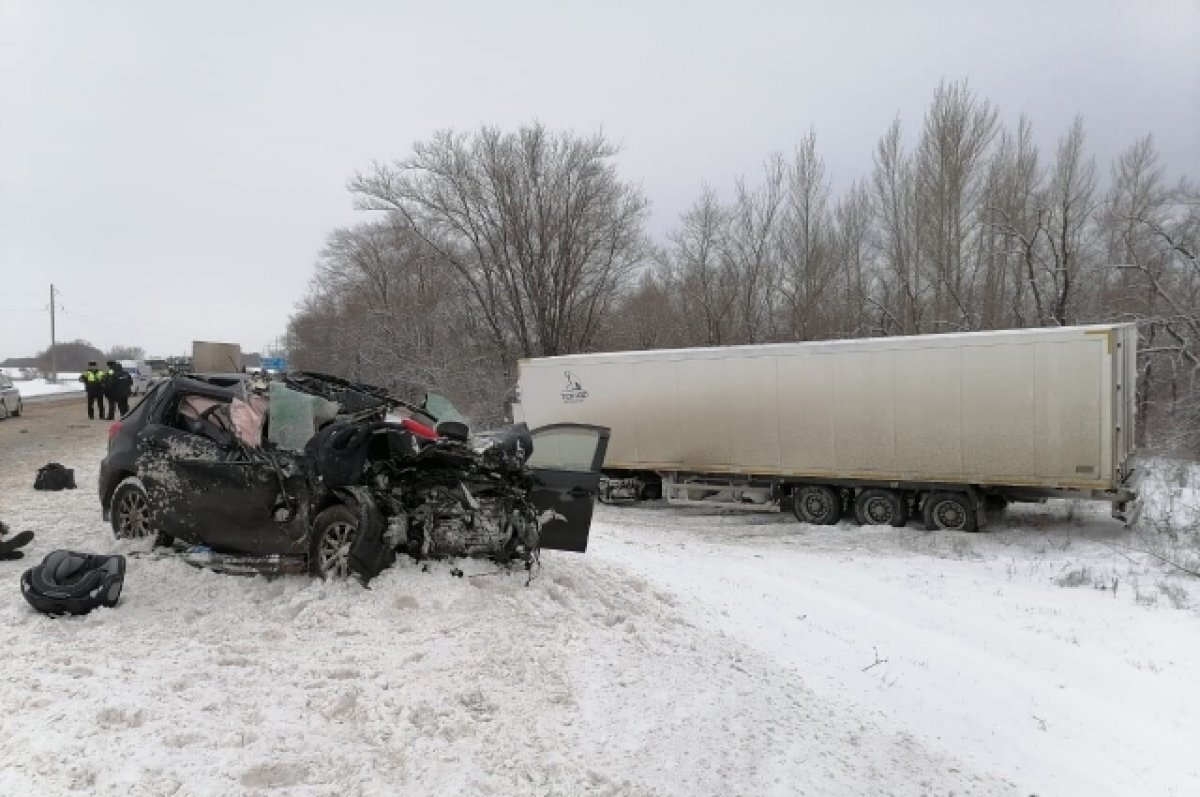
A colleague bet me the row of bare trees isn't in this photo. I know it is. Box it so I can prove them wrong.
[288,82,1199,449]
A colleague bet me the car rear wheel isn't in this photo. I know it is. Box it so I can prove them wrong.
[11,398,21,417]
[111,477,154,539]
[310,505,358,579]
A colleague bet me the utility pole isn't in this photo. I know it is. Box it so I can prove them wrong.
[49,283,57,382]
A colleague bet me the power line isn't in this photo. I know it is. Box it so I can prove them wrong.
[55,290,195,344]
[59,309,189,346]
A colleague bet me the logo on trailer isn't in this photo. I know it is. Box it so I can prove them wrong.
[561,371,589,403]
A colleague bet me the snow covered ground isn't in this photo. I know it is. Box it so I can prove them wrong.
[1,419,1198,796]
[591,502,1200,796]
[15,375,83,398]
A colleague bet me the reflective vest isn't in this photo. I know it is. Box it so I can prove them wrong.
[85,370,103,382]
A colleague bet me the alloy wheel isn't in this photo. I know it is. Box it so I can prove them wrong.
[317,521,355,578]
[115,489,150,538]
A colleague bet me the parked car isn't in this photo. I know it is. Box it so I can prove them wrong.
[118,360,152,395]
[0,375,23,420]
[99,372,609,580]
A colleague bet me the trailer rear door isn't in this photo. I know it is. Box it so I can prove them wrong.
[1114,324,1138,479]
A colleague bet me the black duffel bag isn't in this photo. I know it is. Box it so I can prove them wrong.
[34,463,77,491]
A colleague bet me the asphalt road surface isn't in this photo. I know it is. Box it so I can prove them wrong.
[0,394,110,493]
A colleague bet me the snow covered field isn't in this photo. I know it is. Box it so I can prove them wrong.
[15,375,83,398]
[1,416,1198,796]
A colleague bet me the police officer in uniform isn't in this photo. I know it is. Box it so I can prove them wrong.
[78,361,108,420]
[105,361,133,419]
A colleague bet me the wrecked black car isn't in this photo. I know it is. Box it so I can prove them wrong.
[98,372,610,581]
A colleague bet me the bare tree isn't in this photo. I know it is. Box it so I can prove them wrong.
[777,132,837,340]
[349,123,649,360]
[36,340,105,372]
[913,79,999,331]
[106,345,146,361]
[721,157,785,343]
[1041,116,1098,325]
[981,115,1043,327]
[1100,135,1171,439]
[871,119,926,334]
[1104,157,1200,451]
[288,219,514,421]
[832,180,876,336]
[601,267,683,352]
[663,187,737,345]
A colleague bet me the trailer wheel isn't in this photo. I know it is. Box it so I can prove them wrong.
[854,489,909,527]
[793,485,840,525]
[923,492,978,533]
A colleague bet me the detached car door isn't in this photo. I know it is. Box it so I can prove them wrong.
[527,424,611,553]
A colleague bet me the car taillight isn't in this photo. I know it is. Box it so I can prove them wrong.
[108,421,122,442]
[400,417,438,440]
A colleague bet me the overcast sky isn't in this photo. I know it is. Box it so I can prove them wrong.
[1,0,1197,361]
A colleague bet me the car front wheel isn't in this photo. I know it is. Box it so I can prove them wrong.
[310,505,358,579]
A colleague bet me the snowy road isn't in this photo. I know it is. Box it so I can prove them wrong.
[0,402,1196,796]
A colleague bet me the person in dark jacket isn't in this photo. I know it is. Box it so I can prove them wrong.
[105,361,133,420]
[78,361,108,420]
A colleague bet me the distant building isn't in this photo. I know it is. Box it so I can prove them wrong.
[0,357,40,369]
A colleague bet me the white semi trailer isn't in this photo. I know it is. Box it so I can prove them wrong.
[512,324,1138,531]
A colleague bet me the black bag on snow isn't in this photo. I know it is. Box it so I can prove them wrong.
[21,550,126,615]
[34,463,77,491]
